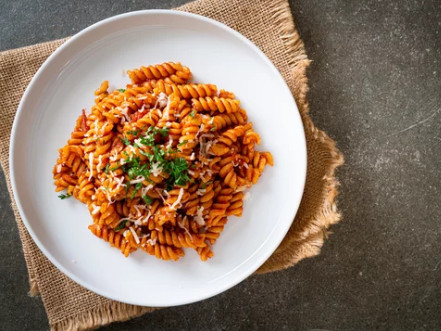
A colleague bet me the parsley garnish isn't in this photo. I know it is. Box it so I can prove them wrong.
[104,164,110,174]
[178,140,189,146]
[189,110,195,118]
[110,162,120,171]
[58,193,71,200]
[127,128,141,136]
[119,135,131,146]
[131,182,143,199]
[156,127,169,137]
[201,181,213,189]
[165,157,191,188]
[142,195,153,205]
[137,127,169,147]
[118,89,126,93]
[114,221,127,232]
[210,125,216,131]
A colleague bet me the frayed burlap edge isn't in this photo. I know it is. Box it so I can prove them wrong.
[1,0,344,329]
[256,0,344,273]
[52,303,156,331]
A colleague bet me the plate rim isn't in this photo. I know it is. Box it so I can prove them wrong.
[10,9,307,306]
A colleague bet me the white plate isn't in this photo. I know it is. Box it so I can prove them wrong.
[10,10,306,306]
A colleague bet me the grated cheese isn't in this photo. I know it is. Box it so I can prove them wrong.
[109,150,118,162]
[166,136,173,149]
[120,107,130,122]
[154,92,168,109]
[156,188,167,203]
[178,216,193,240]
[91,203,101,215]
[142,209,152,225]
[145,238,157,246]
[56,164,62,173]
[101,121,108,134]
[129,176,146,185]
[129,227,140,244]
[170,188,184,210]
[113,176,126,191]
[97,155,103,173]
[196,124,205,139]
[151,162,163,177]
[194,207,205,226]
[235,186,247,192]
[243,192,251,201]
[141,185,154,196]
[88,153,94,181]
[134,138,145,147]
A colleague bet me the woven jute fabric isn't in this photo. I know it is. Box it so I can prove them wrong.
[0,0,344,329]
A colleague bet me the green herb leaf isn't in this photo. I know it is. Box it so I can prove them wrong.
[156,127,169,137]
[166,157,191,187]
[114,221,127,232]
[104,164,110,174]
[201,181,213,189]
[142,195,153,205]
[131,182,143,199]
[118,89,126,93]
[178,140,189,146]
[189,110,195,118]
[110,162,120,171]
[58,193,71,200]
[210,125,216,132]
[119,136,131,146]
[127,128,141,136]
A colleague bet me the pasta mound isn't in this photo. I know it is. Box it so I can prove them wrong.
[52,62,274,261]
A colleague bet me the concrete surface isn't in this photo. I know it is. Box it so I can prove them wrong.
[1,0,440,330]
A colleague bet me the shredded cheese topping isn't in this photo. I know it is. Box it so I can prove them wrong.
[88,153,94,181]
[194,207,205,226]
[170,188,184,210]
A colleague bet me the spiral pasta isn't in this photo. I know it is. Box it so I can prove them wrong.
[53,62,273,262]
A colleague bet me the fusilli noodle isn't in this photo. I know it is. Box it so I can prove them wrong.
[53,62,273,261]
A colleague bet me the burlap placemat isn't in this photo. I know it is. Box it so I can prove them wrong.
[0,0,344,329]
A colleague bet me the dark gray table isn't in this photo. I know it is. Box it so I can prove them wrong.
[1,1,440,330]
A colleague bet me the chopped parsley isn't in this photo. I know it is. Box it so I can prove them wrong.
[189,110,195,118]
[110,162,120,172]
[58,193,71,200]
[210,125,216,132]
[201,181,213,189]
[119,135,131,146]
[127,126,145,137]
[104,164,110,174]
[131,182,143,199]
[178,140,189,146]
[142,195,153,205]
[114,221,127,232]
[118,89,126,93]
[137,126,169,147]
[164,157,191,189]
